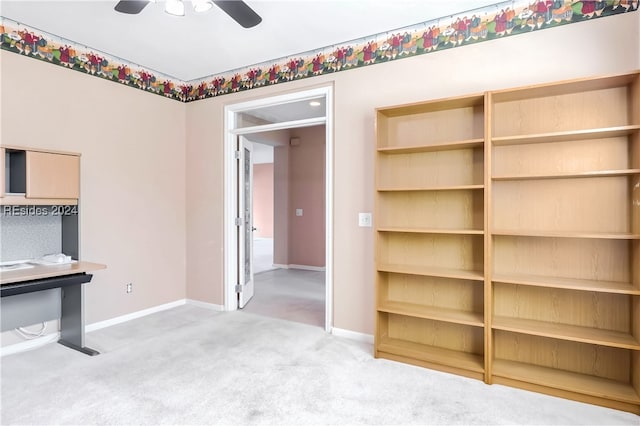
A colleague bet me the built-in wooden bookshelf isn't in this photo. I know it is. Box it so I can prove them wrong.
[489,71,640,414]
[374,71,640,415]
[375,94,486,381]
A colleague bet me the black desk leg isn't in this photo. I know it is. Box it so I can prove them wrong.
[59,284,99,356]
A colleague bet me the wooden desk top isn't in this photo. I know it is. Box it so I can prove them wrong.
[0,261,106,285]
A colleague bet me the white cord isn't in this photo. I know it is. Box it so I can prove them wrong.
[14,323,47,339]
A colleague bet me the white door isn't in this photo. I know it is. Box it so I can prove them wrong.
[237,137,255,308]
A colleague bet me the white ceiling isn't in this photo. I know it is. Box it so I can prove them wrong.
[0,0,497,81]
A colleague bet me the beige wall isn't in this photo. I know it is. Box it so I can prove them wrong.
[185,12,639,334]
[1,52,187,345]
[0,11,637,345]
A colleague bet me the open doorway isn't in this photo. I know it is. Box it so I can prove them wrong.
[223,86,334,332]
[242,127,326,327]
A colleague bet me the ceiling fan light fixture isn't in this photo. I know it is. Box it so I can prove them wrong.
[165,0,185,16]
[193,0,214,13]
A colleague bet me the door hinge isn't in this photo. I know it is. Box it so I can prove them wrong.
[234,150,241,160]
[235,284,243,293]
[235,217,243,226]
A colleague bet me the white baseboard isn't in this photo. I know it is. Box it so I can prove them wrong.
[331,327,374,344]
[186,299,225,311]
[86,299,187,333]
[1,332,60,357]
[2,298,226,356]
[273,263,326,272]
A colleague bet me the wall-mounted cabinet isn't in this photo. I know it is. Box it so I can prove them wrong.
[375,71,640,414]
[2,147,80,205]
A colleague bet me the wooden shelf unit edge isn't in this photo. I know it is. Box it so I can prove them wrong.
[377,263,484,281]
[377,184,484,192]
[377,350,486,381]
[377,301,484,327]
[483,91,493,382]
[492,273,640,295]
[492,359,640,406]
[492,316,640,350]
[489,70,640,103]
[492,374,640,415]
[491,125,640,146]
[376,93,485,117]
[492,168,640,181]
[377,138,484,154]
[375,350,485,381]
[491,230,640,240]
[376,335,485,373]
[377,227,484,235]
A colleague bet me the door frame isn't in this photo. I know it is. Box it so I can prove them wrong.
[223,85,334,332]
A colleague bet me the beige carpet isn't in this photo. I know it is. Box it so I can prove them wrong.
[1,305,637,425]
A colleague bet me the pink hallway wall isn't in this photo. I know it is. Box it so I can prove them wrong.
[288,126,326,267]
[253,163,274,238]
[273,144,289,265]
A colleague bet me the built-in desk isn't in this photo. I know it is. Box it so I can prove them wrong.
[0,261,105,285]
[1,261,106,355]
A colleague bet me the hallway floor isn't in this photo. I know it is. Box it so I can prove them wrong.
[241,268,325,327]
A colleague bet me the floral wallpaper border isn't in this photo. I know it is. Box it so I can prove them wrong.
[1,1,637,103]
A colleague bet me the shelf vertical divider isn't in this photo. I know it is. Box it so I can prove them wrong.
[484,92,493,384]
[631,73,640,404]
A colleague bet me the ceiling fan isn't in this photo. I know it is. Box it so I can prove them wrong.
[114,0,262,28]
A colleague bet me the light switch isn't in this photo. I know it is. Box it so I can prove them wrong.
[358,212,372,227]
[296,208,303,217]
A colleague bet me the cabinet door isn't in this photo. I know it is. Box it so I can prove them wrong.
[26,151,79,199]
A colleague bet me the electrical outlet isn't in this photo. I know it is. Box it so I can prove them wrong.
[126,283,133,293]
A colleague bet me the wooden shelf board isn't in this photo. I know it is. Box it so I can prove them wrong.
[491,125,640,146]
[377,263,484,281]
[377,184,484,192]
[492,359,640,404]
[378,300,484,327]
[377,335,485,373]
[492,169,640,181]
[492,273,640,295]
[377,94,485,117]
[492,230,640,240]
[490,72,638,103]
[377,227,484,235]
[0,196,78,206]
[378,138,484,154]
[493,316,640,350]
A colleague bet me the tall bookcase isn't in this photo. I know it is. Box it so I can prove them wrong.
[374,70,640,414]
[374,94,487,381]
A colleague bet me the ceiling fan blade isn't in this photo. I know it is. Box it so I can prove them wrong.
[114,0,150,14]
[213,1,262,28]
